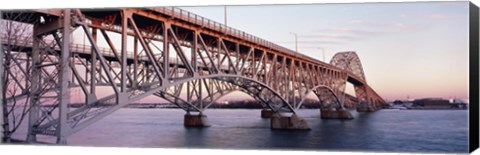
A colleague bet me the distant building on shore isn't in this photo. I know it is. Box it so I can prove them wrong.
[450,98,468,109]
[412,98,467,109]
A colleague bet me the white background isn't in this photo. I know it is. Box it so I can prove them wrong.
[0,0,479,155]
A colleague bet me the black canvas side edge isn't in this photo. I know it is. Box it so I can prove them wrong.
[469,1,479,153]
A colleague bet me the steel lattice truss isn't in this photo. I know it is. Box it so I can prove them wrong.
[1,8,386,144]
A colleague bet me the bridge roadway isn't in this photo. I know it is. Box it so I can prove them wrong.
[1,8,386,144]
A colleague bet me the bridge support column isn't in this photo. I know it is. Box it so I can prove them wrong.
[356,103,377,112]
[320,109,354,119]
[184,113,210,127]
[261,109,273,118]
[271,113,310,130]
[356,106,377,112]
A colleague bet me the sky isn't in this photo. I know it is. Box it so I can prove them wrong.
[179,2,470,101]
[62,1,470,103]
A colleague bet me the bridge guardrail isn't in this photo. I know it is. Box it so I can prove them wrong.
[151,7,297,58]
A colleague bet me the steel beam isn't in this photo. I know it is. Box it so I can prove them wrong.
[163,23,169,82]
[168,28,195,77]
[198,34,220,73]
[70,57,88,96]
[75,10,120,95]
[26,24,41,143]
[133,38,138,88]
[192,32,197,73]
[121,11,128,93]
[89,27,97,104]
[56,9,72,144]
[219,39,238,74]
[0,10,4,141]
[128,17,164,82]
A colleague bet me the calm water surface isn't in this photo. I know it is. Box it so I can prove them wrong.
[13,108,468,153]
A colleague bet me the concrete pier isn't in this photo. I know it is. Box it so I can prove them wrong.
[356,106,377,112]
[184,113,210,127]
[271,113,310,130]
[261,109,273,118]
[320,109,354,119]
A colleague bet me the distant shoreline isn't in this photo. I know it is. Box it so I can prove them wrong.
[405,108,467,110]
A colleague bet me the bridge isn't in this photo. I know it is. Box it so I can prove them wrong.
[1,7,386,144]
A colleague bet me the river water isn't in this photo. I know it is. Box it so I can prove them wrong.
[12,108,469,153]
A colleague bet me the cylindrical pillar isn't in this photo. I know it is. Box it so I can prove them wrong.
[261,109,273,118]
[184,113,209,127]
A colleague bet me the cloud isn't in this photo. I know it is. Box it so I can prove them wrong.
[275,28,385,48]
[384,22,430,30]
[399,12,464,20]
[392,23,408,28]
[348,19,428,31]
[416,13,462,20]
[346,17,431,31]
[273,28,385,47]
[274,40,343,45]
[316,28,383,36]
[348,19,365,24]
[299,34,358,40]
[297,40,343,45]
[436,1,469,9]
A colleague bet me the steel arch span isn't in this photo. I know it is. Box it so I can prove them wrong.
[331,51,366,81]
[296,84,345,110]
[330,51,386,110]
[1,8,386,144]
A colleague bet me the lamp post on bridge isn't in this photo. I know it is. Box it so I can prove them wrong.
[318,47,325,62]
[289,32,298,107]
[224,5,227,26]
[289,32,298,53]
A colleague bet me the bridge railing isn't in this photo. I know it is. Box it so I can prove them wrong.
[151,7,298,57]
[1,35,133,57]
[2,35,236,70]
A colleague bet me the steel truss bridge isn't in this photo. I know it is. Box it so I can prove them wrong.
[1,8,386,144]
